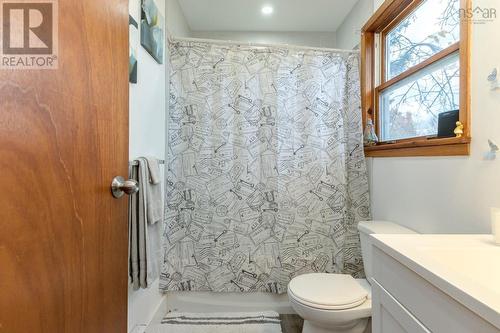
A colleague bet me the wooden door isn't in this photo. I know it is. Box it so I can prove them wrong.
[0,0,129,332]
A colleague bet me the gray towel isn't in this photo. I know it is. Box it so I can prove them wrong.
[144,156,161,184]
[143,156,163,224]
[129,158,161,290]
[129,162,145,289]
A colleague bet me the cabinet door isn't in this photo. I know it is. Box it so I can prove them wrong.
[372,280,430,333]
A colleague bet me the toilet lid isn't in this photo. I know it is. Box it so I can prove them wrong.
[288,273,368,310]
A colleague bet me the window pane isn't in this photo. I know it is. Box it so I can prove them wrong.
[380,53,459,141]
[386,0,460,80]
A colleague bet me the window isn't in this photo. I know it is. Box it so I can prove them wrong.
[361,0,470,157]
[380,53,460,141]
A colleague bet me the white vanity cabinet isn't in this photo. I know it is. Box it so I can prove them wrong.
[370,235,500,333]
[371,279,429,333]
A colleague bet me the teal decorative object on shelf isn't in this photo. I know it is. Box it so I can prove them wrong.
[363,117,379,147]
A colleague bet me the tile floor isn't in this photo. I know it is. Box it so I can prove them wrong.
[280,314,304,333]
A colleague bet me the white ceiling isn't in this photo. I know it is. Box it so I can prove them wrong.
[178,0,358,32]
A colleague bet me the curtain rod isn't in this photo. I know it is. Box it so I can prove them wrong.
[169,36,359,54]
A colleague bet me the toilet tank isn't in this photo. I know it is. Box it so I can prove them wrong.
[358,221,417,283]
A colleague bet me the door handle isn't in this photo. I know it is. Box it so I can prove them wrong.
[111,176,139,198]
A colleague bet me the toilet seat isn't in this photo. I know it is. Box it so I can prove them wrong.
[288,274,368,310]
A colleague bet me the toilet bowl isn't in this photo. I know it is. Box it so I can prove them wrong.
[288,273,371,333]
[288,221,417,333]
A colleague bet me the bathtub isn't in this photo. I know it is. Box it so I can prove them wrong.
[165,291,295,314]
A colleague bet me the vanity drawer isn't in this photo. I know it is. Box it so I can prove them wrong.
[372,246,499,333]
[372,280,430,333]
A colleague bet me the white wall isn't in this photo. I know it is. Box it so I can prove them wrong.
[337,0,500,234]
[336,0,373,50]
[189,31,337,48]
[128,0,191,331]
[128,0,166,329]
[129,0,166,162]
[166,0,192,37]
[373,0,385,10]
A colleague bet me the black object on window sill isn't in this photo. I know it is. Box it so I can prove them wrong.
[437,109,459,138]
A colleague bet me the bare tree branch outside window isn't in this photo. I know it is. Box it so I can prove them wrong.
[381,0,460,141]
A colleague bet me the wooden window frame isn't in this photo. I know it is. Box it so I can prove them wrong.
[361,0,471,157]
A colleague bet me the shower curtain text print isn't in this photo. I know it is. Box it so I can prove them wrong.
[160,40,370,293]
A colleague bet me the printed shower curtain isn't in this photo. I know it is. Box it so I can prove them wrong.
[160,40,370,293]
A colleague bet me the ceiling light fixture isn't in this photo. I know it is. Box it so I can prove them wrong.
[261,5,274,15]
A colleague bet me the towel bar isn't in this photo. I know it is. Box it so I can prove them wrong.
[129,159,165,167]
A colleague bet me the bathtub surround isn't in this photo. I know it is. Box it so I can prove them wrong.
[161,39,370,293]
[165,291,293,313]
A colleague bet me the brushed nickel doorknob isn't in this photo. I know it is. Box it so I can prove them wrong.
[111,176,139,198]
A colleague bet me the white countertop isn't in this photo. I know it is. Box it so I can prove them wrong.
[371,234,500,329]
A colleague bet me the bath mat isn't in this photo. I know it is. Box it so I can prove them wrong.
[147,311,282,333]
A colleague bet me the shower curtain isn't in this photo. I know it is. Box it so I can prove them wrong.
[160,40,370,293]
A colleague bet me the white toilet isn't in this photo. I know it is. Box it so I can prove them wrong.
[288,221,417,333]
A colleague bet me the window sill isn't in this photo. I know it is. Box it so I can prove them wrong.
[364,136,471,157]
